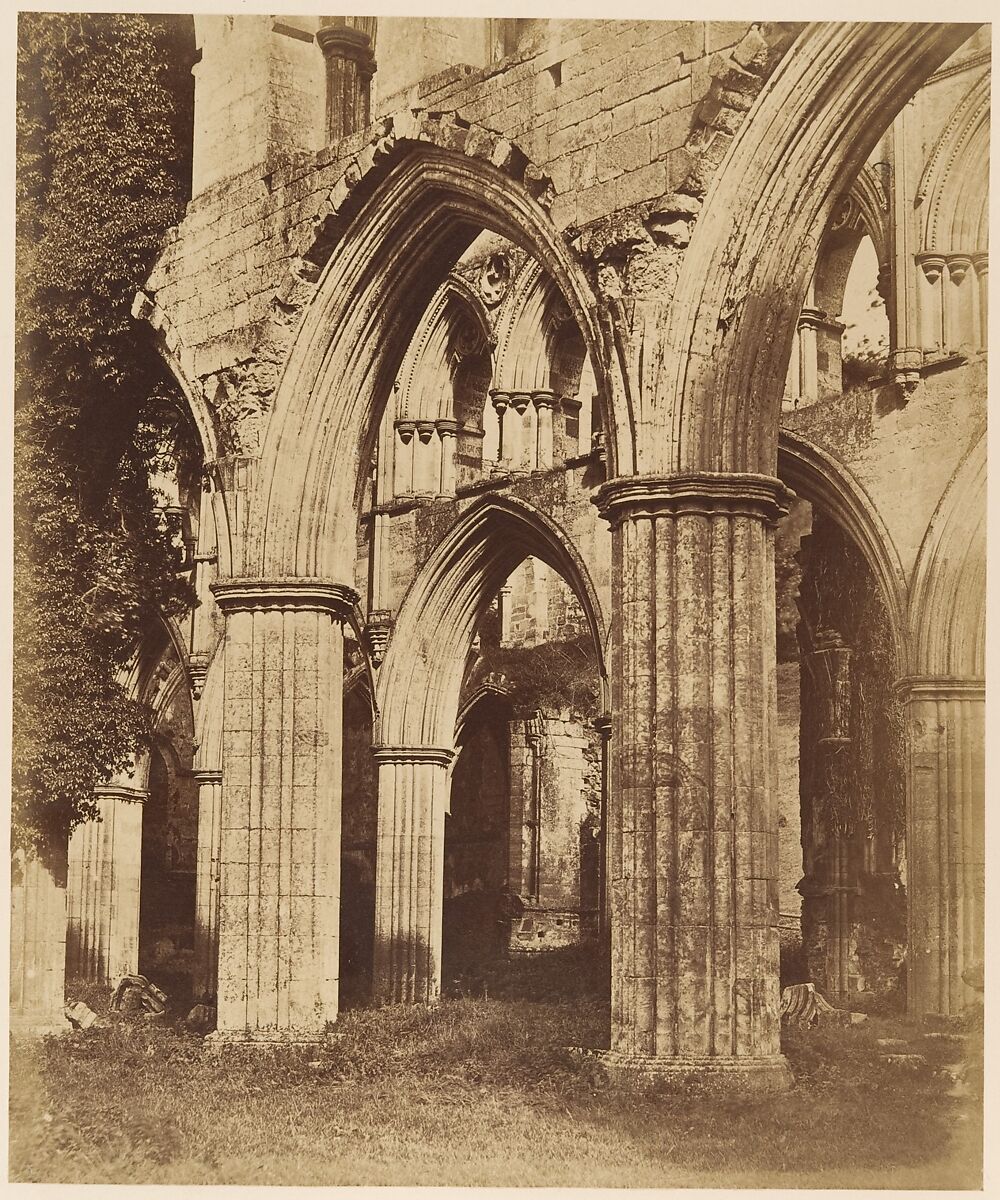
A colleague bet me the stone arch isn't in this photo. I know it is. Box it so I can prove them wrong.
[375,495,609,750]
[917,69,989,255]
[650,22,976,476]
[455,681,513,741]
[777,431,908,674]
[249,125,611,581]
[908,431,986,679]
[395,277,495,423]
[132,289,220,464]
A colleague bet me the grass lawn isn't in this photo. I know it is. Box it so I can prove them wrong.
[9,956,983,1188]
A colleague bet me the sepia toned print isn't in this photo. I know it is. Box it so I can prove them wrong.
[11,13,986,1187]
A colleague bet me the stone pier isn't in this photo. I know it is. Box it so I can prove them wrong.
[210,580,355,1045]
[372,746,454,1005]
[598,474,792,1093]
[11,843,69,1035]
[903,678,985,1016]
[192,768,223,1002]
[66,784,147,985]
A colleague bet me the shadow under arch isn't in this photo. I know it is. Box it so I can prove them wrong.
[376,494,609,750]
[250,140,615,582]
[777,430,909,676]
[907,430,986,680]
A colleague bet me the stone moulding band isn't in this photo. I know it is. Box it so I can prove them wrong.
[94,785,149,804]
[372,745,456,767]
[210,578,360,616]
[895,675,985,701]
[595,472,793,526]
[192,769,223,786]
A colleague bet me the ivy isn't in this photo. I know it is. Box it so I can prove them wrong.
[14,13,198,856]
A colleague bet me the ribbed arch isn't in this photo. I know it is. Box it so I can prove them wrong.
[395,277,495,422]
[251,145,610,582]
[918,70,989,253]
[647,21,975,476]
[376,495,609,748]
[908,432,986,678]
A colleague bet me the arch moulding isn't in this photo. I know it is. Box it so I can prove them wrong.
[243,116,616,584]
[375,494,609,751]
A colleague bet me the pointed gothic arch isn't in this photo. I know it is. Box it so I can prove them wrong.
[375,495,609,750]
[248,130,611,582]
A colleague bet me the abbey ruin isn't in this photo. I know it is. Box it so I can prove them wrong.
[12,17,987,1094]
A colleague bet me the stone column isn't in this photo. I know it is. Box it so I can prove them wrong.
[510,392,532,471]
[316,17,377,143]
[11,841,69,1035]
[901,677,984,1017]
[192,769,223,1003]
[210,579,356,1046]
[66,784,147,985]
[490,390,510,466]
[597,473,792,1093]
[973,254,988,349]
[595,714,612,937]
[414,421,437,497]
[437,419,459,495]
[372,746,454,1005]
[393,420,415,497]
[533,390,555,469]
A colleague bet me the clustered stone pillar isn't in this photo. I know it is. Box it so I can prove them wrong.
[597,473,792,1092]
[507,714,595,949]
[210,580,356,1045]
[902,677,985,1017]
[372,746,454,1005]
[316,17,376,143]
[66,783,147,985]
[192,768,223,1003]
[10,843,69,1035]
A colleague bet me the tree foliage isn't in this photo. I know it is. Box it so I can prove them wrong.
[14,13,198,855]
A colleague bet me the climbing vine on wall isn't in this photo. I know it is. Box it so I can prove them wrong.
[14,13,197,856]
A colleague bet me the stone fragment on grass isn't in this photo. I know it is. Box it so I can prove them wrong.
[64,1001,99,1030]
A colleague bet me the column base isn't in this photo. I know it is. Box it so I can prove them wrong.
[596,1050,793,1095]
[205,1027,330,1054]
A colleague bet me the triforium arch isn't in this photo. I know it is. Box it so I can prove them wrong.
[371,494,608,1006]
[648,22,976,476]
[902,433,985,1017]
[249,130,616,582]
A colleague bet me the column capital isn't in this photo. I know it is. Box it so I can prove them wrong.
[531,389,556,410]
[895,675,985,701]
[193,769,223,786]
[316,19,376,73]
[489,389,511,412]
[435,418,461,436]
[596,472,792,526]
[211,578,360,617]
[372,745,455,767]
[95,784,149,804]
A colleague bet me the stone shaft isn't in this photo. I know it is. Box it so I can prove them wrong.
[11,844,69,1035]
[373,749,452,1004]
[66,787,146,985]
[193,770,223,1002]
[603,475,788,1077]
[213,585,350,1041]
[904,680,985,1016]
